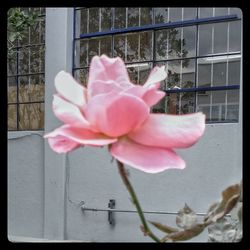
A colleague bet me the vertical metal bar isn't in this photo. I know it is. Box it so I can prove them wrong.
[125,8,128,62]
[16,45,19,130]
[72,8,76,75]
[194,7,199,112]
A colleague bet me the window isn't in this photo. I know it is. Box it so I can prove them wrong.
[7,7,45,131]
[73,7,242,123]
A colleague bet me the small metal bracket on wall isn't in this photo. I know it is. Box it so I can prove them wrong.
[81,199,116,226]
[108,199,115,226]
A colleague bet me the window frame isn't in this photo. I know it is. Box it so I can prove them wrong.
[7,8,46,131]
[72,7,242,124]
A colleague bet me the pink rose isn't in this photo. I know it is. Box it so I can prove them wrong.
[44,55,205,173]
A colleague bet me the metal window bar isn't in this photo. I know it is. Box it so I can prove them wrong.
[165,84,240,94]
[72,51,241,71]
[73,8,241,124]
[7,8,46,131]
[78,14,239,39]
[81,205,231,217]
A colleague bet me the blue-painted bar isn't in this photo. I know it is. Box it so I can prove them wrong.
[165,84,240,93]
[79,14,238,39]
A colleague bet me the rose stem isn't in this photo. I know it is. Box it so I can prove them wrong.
[117,160,161,243]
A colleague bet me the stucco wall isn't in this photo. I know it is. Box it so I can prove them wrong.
[8,132,44,239]
[64,123,242,242]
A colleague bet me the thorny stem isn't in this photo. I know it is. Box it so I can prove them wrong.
[117,160,161,243]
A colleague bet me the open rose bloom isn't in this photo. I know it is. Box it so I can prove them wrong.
[44,55,205,173]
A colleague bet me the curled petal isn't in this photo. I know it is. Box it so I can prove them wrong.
[46,135,80,153]
[87,79,123,98]
[84,91,149,137]
[88,55,132,97]
[124,85,166,107]
[53,94,91,128]
[128,112,206,149]
[110,137,185,173]
[55,71,87,107]
[44,125,117,146]
[144,66,167,88]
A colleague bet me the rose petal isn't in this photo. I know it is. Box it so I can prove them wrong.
[142,86,166,106]
[87,79,123,98]
[84,91,149,137]
[124,85,166,107]
[46,135,80,153]
[55,71,87,107]
[110,137,185,173]
[144,66,167,88]
[44,124,117,146]
[88,55,132,97]
[53,94,91,128]
[128,112,206,149]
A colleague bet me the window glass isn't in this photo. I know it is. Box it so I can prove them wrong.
[166,93,180,114]
[214,8,229,16]
[182,59,195,88]
[198,8,214,18]
[126,33,139,62]
[155,29,168,60]
[139,32,153,61]
[167,60,181,89]
[198,24,213,56]
[18,48,29,74]
[100,36,112,57]
[213,22,228,54]
[140,8,153,25]
[114,34,126,60]
[154,8,168,23]
[183,8,197,20]
[30,46,42,73]
[100,8,112,31]
[7,7,45,131]
[88,38,99,64]
[229,7,242,18]
[168,28,182,59]
[197,58,212,87]
[74,68,89,87]
[228,57,241,85]
[138,62,153,84]
[8,105,17,130]
[89,8,99,33]
[128,8,139,27]
[169,8,182,22]
[213,61,227,86]
[197,91,211,121]
[211,91,226,122]
[229,21,241,52]
[74,39,88,68]
[181,92,195,114]
[226,89,239,122]
[182,26,196,58]
[75,8,88,37]
[127,64,139,84]
[114,8,126,29]
[8,52,17,76]
[73,7,242,124]
[19,103,44,130]
[8,77,17,103]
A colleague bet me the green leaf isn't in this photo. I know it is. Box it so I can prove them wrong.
[149,221,179,234]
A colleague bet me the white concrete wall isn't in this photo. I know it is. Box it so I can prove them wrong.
[8,131,44,239]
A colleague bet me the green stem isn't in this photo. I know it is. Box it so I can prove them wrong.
[117,160,161,243]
